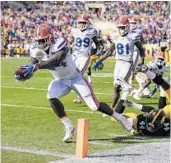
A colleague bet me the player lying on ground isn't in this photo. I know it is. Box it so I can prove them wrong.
[113,69,170,136]
[14,24,134,143]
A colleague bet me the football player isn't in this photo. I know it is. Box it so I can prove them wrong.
[68,15,101,104]
[132,55,166,100]
[159,32,170,67]
[87,29,105,85]
[128,17,145,85]
[93,16,145,114]
[122,71,170,136]
[15,24,134,142]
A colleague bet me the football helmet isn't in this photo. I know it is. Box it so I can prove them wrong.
[77,15,89,31]
[35,24,53,51]
[116,16,130,36]
[146,109,166,132]
[129,17,137,31]
[156,55,165,68]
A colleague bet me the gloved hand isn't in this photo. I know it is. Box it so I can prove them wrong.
[15,64,38,81]
[93,60,103,71]
[137,63,144,67]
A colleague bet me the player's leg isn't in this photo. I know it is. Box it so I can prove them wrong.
[73,55,90,104]
[129,51,139,85]
[72,75,133,132]
[115,61,133,114]
[158,77,170,109]
[145,70,170,100]
[133,72,151,100]
[47,79,75,142]
[123,100,155,112]
[111,84,121,109]
[87,55,94,84]
[112,62,121,109]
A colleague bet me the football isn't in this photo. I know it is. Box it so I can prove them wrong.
[14,66,33,81]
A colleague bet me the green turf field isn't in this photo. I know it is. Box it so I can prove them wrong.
[1,57,169,163]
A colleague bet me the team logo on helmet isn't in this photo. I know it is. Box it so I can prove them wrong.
[77,15,89,31]
[116,16,130,36]
[35,24,52,51]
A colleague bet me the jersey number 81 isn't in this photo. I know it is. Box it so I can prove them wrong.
[117,43,130,55]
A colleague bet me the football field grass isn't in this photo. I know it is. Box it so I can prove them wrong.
[1,57,170,163]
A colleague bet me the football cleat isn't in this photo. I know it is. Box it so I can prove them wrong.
[117,78,133,92]
[73,97,82,104]
[115,115,133,132]
[132,92,141,100]
[63,127,76,142]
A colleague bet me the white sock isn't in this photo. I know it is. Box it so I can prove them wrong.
[132,102,143,110]
[121,91,129,100]
[112,111,123,120]
[88,75,92,84]
[60,116,74,129]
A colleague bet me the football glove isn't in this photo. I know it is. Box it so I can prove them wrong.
[137,63,144,67]
[93,60,103,71]
[15,64,38,81]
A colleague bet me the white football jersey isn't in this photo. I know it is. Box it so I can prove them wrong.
[147,62,166,75]
[71,27,97,57]
[130,27,144,52]
[30,37,77,80]
[110,32,140,62]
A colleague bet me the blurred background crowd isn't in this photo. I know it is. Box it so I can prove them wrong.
[1,1,170,57]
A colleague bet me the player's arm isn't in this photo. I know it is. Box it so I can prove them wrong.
[100,42,115,62]
[67,34,74,45]
[36,47,69,69]
[92,36,101,54]
[29,57,39,64]
[135,41,145,64]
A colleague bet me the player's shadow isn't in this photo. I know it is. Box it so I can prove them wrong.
[67,135,169,144]
[87,153,142,158]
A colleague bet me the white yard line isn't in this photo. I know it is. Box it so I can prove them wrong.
[1,103,100,114]
[1,85,112,95]
[2,74,113,79]
[1,146,72,158]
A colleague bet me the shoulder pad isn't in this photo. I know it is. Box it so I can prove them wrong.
[86,27,97,37]
[52,37,67,53]
[30,44,39,58]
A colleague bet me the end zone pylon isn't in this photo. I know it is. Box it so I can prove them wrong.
[75,118,89,158]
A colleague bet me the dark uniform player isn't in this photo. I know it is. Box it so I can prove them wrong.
[123,100,170,136]
[113,65,170,136]
[159,33,170,66]
[87,29,105,84]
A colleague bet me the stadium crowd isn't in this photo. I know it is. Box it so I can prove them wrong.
[1,1,170,57]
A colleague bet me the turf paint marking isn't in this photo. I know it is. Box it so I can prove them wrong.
[1,146,72,158]
[1,103,101,115]
[1,85,112,95]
